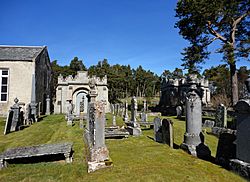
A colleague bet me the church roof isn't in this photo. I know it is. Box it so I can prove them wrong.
[0,45,46,61]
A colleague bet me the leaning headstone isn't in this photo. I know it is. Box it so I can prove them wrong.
[162,119,174,148]
[154,117,162,142]
[215,104,227,128]
[180,74,211,159]
[176,106,182,119]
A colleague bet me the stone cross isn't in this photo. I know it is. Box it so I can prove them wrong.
[215,104,227,128]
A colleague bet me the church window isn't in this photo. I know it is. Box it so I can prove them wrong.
[0,69,9,101]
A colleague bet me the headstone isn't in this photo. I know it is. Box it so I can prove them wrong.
[154,117,162,142]
[234,84,250,163]
[45,95,50,115]
[180,74,211,158]
[141,113,148,122]
[215,133,236,167]
[215,104,227,128]
[123,100,128,122]
[84,79,111,173]
[176,106,182,119]
[162,119,174,148]
[202,120,215,128]
[67,100,74,126]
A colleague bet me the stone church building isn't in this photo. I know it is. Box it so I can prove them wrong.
[54,71,109,116]
[0,45,51,116]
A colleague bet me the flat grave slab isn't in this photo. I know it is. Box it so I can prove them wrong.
[105,127,129,139]
[0,142,73,169]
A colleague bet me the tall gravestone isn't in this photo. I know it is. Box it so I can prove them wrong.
[180,74,211,158]
[131,96,138,124]
[67,100,74,126]
[215,104,227,128]
[84,78,110,173]
[154,117,162,142]
[162,119,174,148]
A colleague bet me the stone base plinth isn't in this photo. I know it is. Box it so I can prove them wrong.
[126,126,142,136]
[230,159,250,180]
[181,142,211,160]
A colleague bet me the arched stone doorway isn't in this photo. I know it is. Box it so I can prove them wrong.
[75,91,88,116]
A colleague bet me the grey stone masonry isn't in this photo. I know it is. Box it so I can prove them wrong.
[162,119,174,148]
[0,142,73,169]
[131,96,138,123]
[180,74,211,158]
[215,104,227,128]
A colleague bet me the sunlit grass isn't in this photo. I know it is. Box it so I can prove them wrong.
[0,114,245,182]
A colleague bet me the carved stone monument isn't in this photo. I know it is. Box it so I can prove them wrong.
[123,100,128,122]
[126,96,142,136]
[180,74,211,158]
[215,104,227,128]
[67,100,74,126]
[84,78,111,173]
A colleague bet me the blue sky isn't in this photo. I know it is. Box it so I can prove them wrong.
[0,0,249,75]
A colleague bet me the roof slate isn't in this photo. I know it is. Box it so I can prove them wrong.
[0,46,45,61]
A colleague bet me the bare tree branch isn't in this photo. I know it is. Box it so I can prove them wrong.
[207,21,228,44]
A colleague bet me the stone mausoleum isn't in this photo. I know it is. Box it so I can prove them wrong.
[159,76,211,107]
[0,45,51,116]
[54,71,109,116]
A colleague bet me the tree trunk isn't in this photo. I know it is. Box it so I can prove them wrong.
[230,63,238,106]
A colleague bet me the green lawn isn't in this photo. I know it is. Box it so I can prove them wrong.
[0,114,245,182]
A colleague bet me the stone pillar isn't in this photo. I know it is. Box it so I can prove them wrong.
[123,100,128,122]
[180,74,210,157]
[45,95,50,115]
[143,100,147,112]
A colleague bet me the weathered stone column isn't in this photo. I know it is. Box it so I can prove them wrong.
[181,74,210,157]
[123,100,128,122]
[131,96,138,124]
[45,95,50,115]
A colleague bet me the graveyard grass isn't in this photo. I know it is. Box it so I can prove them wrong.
[0,115,245,182]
